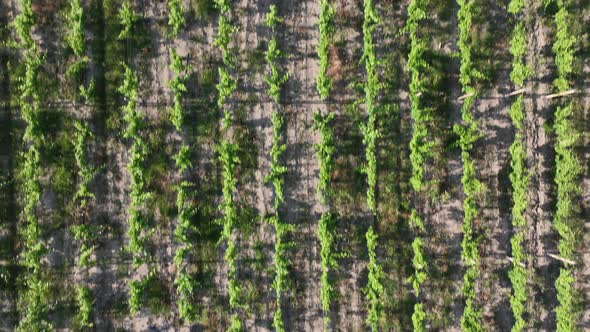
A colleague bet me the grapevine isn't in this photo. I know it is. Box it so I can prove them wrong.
[506,1,531,331]
[551,1,581,330]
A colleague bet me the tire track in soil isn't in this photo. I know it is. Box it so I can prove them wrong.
[422,2,464,329]
[0,1,17,328]
[280,0,323,330]
[92,1,152,329]
[328,1,366,330]
[31,3,81,329]
[475,2,514,330]
[119,1,175,329]
[80,1,124,330]
[235,0,274,329]
[523,2,557,330]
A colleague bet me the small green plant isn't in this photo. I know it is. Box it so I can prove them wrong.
[312,111,335,202]
[75,286,94,328]
[454,0,485,329]
[168,0,185,37]
[65,0,85,56]
[263,7,291,328]
[360,0,381,213]
[118,1,139,40]
[364,226,383,331]
[318,212,338,329]
[316,0,335,99]
[12,3,52,330]
[506,2,532,331]
[550,3,581,331]
[13,0,35,48]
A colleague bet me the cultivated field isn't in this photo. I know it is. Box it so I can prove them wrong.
[0,0,588,331]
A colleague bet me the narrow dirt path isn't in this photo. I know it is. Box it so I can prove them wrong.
[423,1,464,329]
[522,2,557,330]
[577,2,590,329]
[235,0,274,330]
[475,1,514,329]
[280,0,323,330]
[0,3,17,328]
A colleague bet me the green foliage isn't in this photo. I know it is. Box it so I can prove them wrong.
[168,49,191,131]
[455,0,486,328]
[268,214,294,332]
[217,140,243,327]
[229,314,244,332]
[406,2,433,326]
[214,0,231,13]
[263,12,292,328]
[65,57,89,81]
[213,3,244,326]
[174,145,192,171]
[508,0,525,14]
[552,6,576,92]
[216,67,237,128]
[264,8,288,213]
[265,111,287,210]
[506,5,530,331]
[550,3,581,330]
[171,130,198,321]
[312,111,335,203]
[407,210,427,323]
[12,9,52,329]
[119,63,153,313]
[360,3,383,327]
[409,237,427,295]
[65,1,98,323]
[168,0,185,37]
[214,1,237,66]
[406,0,434,191]
[264,5,282,28]
[175,270,199,322]
[409,209,425,232]
[73,121,95,206]
[360,0,381,213]
[412,303,426,332]
[509,23,530,87]
[218,141,239,240]
[264,38,288,104]
[118,1,139,40]
[318,212,337,328]
[457,0,486,88]
[75,286,94,329]
[555,269,576,332]
[312,109,337,330]
[119,64,140,138]
[13,0,35,48]
[364,226,383,331]
[128,280,143,315]
[316,0,334,99]
[65,0,85,56]
[16,277,52,332]
[553,102,580,259]
[71,224,98,268]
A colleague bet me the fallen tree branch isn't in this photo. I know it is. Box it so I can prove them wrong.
[544,89,577,99]
[505,88,526,97]
[507,256,526,268]
[548,253,576,265]
[458,92,475,101]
